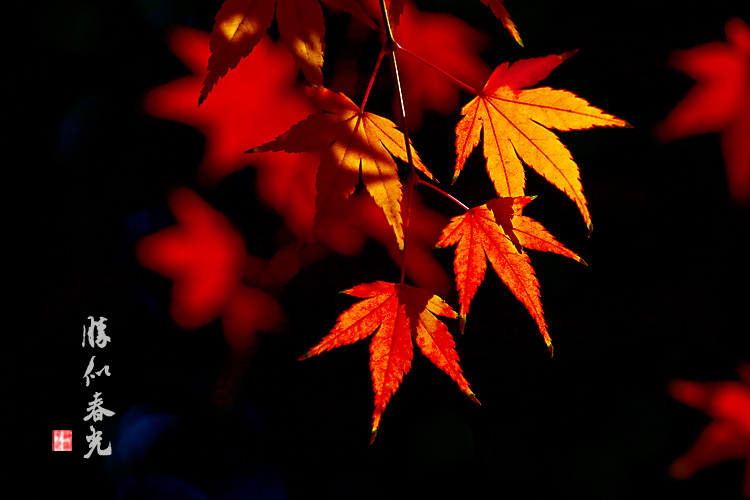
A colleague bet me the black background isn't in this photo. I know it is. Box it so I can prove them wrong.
[40,1,748,498]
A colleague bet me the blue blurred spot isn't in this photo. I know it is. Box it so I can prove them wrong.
[119,474,208,500]
[213,467,287,500]
[125,205,176,241]
[113,405,180,466]
[56,95,101,167]
[135,0,198,30]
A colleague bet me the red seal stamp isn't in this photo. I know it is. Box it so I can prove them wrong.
[53,430,72,451]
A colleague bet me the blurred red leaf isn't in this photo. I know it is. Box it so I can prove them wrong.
[136,188,282,352]
[143,26,317,186]
[655,17,750,204]
[326,192,454,298]
[669,365,750,498]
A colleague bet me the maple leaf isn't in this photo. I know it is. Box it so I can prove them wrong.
[252,86,433,249]
[655,17,750,204]
[454,51,630,232]
[143,27,317,185]
[200,0,377,103]
[478,0,522,46]
[486,196,586,264]
[143,28,451,291]
[300,281,479,442]
[436,197,584,353]
[136,188,282,352]
[668,364,750,498]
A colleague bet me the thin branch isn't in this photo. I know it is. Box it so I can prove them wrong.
[377,0,415,285]
[416,179,470,211]
[394,42,481,96]
[360,47,387,112]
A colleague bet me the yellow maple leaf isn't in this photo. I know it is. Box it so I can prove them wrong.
[253,86,432,249]
[454,51,630,231]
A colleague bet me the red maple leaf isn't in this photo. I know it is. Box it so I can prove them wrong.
[655,17,750,204]
[436,196,584,353]
[300,281,479,442]
[136,188,282,352]
[143,26,317,185]
[669,364,750,498]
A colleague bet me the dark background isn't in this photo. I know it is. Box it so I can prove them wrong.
[40,1,748,498]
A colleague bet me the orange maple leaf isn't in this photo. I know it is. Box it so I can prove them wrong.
[252,86,433,250]
[436,197,583,354]
[300,281,479,442]
[454,51,629,232]
[200,0,377,103]
[668,364,750,498]
[486,196,586,264]
[478,0,522,46]
[655,17,750,204]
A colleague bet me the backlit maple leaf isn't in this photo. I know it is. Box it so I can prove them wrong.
[201,0,377,103]
[437,197,584,354]
[655,17,750,204]
[144,27,452,293]
[300,281,479,442]
[136,188,282,352]
[486,196,586,264]
[668,364,750,498]
[253,86,433,249]
[454,51,630,232]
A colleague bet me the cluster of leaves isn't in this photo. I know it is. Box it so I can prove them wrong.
[141,0,630,442]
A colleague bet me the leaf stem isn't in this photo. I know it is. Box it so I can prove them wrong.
[394,42,481,96]
[360,47,387,112]
[377,0,413,285]
[416,179,470,211]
